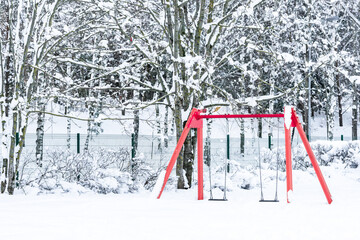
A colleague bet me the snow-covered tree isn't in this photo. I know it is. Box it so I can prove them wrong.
[0,0,65,194]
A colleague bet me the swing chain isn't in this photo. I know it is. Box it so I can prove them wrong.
[259,118,280,202]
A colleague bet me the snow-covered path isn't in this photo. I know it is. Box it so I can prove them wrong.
[1,167,359,240]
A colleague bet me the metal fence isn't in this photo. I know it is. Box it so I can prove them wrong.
[15,132,351,169]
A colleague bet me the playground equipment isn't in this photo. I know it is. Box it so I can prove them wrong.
[208,155,228,201]
[157,106,333,204]
[208,118,229,201]
[258,118,280,202]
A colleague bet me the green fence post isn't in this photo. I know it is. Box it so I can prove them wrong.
[131,133,136,160]
[227,134,230,173]
[268,134,272,150]
[341,135,344,141]
[16,132,19,146]
[131,133,136,173]
[240,133,245,157]
[77,133,80,154]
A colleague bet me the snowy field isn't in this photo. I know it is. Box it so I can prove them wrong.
[1,165,359,240]
[2,109,360,239]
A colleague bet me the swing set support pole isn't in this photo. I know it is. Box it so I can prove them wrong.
[284,107,332,204]
[197,127,204,200]
[157,108,205,200]
[157,126,191,199]
[292,109,333,204]
[285,122,293,203]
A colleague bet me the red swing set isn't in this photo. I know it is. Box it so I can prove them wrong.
[157,106,333,204]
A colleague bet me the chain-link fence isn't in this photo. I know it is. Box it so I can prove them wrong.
[15,131,350,170]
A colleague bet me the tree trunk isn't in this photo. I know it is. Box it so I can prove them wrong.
[66,116,71,150]
[35,104,45,166]
[336,63,343,127]
[1,20,11,193]
[84,118,91,152]
[164,105,169,148]
[15,111,28,191]
[132,87,140,162]
[156,104,162,153]
[327,93,335,141]
[131,107,140,176]
[352,81,358,140]
[66,62,72,150]
[326,75,335,141]
[133,109,140,157]
[173,0,186,189]
[305,0,312,140]
[240,118,245,157]
[174,97,185,189]
[251,118,256,155]
[258,118,262,138]
[193,0,206,55]
[204,119,212,166]
[183,121,194,188]
[7,111,18,194]
[0,96,8,193]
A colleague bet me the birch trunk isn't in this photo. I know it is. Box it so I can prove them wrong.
[133,109,140,157]
[164,105,169,149]
[1,8,10,192]
[84,116,92,152]
[65,106,71,150]
[6,110,18,194]
[35,103,45,166]
[156,104,162,153]
[326,77,335,141]
[204,119,212,166]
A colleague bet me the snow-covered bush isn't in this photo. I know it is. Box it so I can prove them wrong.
[258,141,360,172]
[203,160,260,192]
[203,140,360,194]
[293,141,360,169]
[19,148,160,194]
[227,161,259,190]
[260,148,286,171]
[130,153,163,191]
[17,141,360,195]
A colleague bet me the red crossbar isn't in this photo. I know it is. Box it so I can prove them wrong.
[198,114,284,119]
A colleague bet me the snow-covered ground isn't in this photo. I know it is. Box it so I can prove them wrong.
[1,165,359,240]
[2,106,359,239]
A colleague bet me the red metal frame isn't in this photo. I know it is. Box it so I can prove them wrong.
[286,107,332,204]
[157,107,332,204]
[285,123,293,203]
[198,114,284,119]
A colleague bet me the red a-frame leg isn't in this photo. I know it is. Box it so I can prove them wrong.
[285,107,332,204]
[157,108,204,199]
[197,127,204,200]
[157,126,191,199]
[285,122,293,203]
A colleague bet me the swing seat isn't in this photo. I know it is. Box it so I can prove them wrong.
[259,199,279,202]
[209,198,228,201]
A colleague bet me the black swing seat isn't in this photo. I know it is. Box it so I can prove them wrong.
[209,198,228,201]
[259,199,279,202]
